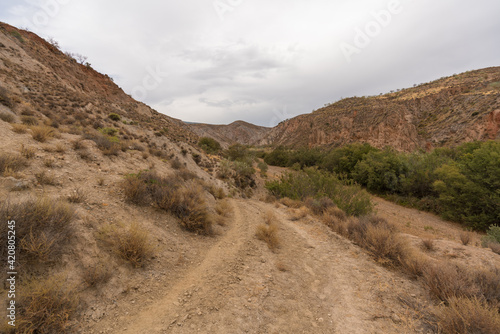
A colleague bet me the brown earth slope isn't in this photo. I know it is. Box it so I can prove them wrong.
[188,120,271,148]
[258,67,500,151]
[0,22,197,145]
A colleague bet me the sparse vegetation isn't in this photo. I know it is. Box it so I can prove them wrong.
[199,137,222,154]
[121,172,213,234]
[0,111,15,122]
[436,297,500,334]
[266,168,372,216]
[35,171,57,185]
[18,276,78,334]
[0,86,14,107]
[0,153,27,176]
[82,262,112,288]
[459,231,473,246]
[12,123,28,133]
[31,125,55,142]
[256,222,280,250]
[98,223,153,267]
[0,197,75,264]
[108,113,121,121]
[21,116,39,126]
[67,188,87,203]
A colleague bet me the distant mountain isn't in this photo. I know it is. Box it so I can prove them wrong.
[188,120,271,148]
[257,67,500,151]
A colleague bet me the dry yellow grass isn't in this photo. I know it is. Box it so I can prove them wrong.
[31,125,55,142]
[18,275,78,334]
[256,223,280,250]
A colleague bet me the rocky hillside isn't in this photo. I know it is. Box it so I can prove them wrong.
[0,22,197,145]
[259,67,500,151]
[188,120,271,148]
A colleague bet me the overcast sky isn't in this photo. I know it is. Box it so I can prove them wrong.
[1,0,499,126]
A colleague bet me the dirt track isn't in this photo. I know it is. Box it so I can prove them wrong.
[84,199,430,334]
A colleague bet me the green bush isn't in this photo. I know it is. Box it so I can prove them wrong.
[433,141,500,230]
[226,144,251,162]
[108,113,121,121]
[321,143,378,177]
[266,168,372,216]
[199,137,221,154]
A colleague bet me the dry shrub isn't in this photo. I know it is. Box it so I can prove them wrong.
[422,262,478,302]
[304,197,334,215]
[67,188,87,203]
[215,199,232,217]
[173,186,213,235]
[0,197,75,263]
[256,223,280,250]
[264,210,276,225]
[31,125,55,142]
[0,111,15,122]
[43,157,56,168]
[289,207,308,221]
[400,249,430,278]
[489,243,500,255]
[18,275,78,334]
[176,168,197,181]
[0,153,28,175]
[459,231,473,246]
[280,197,303,208]
[12,123,28,133]
[421,238,436,252]
[121,175,150,205]
[78,149,92,161]
[82,262,112,288]
[170,157,183,169]
[21,115,39,126]
[35,171,57,185]
[437,297,500,334]
[99,223,153,267]
[362,223,409,264]
[71,139,86,150]
[20,145,36,159]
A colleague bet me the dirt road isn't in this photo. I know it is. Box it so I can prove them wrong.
[83,199,430,334]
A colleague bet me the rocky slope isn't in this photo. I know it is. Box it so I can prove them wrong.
[258,67,500,151]
[188,120,271,148]
[0,22,197,145]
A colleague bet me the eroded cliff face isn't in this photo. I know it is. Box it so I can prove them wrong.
[259,67,500,151]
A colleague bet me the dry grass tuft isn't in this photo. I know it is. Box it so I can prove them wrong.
[99,223,153,267]
[459,231,473,246]
[280,197,303,208]
[304,196,334,215]
[67,188,87,203]
[421,238,436,252]
[35,171,57,185]
[11,123,28,133]
[256,223,280,250]
[0,197,75,264]
[362,223,409,264]
[121,175,150,205]
[31,125,55,142]
[18,275,78,334]
[289,207,308,221]
[21,115,39,126]
[82,262,112,288]
[215,199,232,218]
[437,297,500,334]
[264,210,277,225]
[0,111,15,123]
[20,145,36,159]
[489,243,500,255]
[0,153,28,176]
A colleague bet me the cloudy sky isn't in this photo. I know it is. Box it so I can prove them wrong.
[1,0,499,126]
